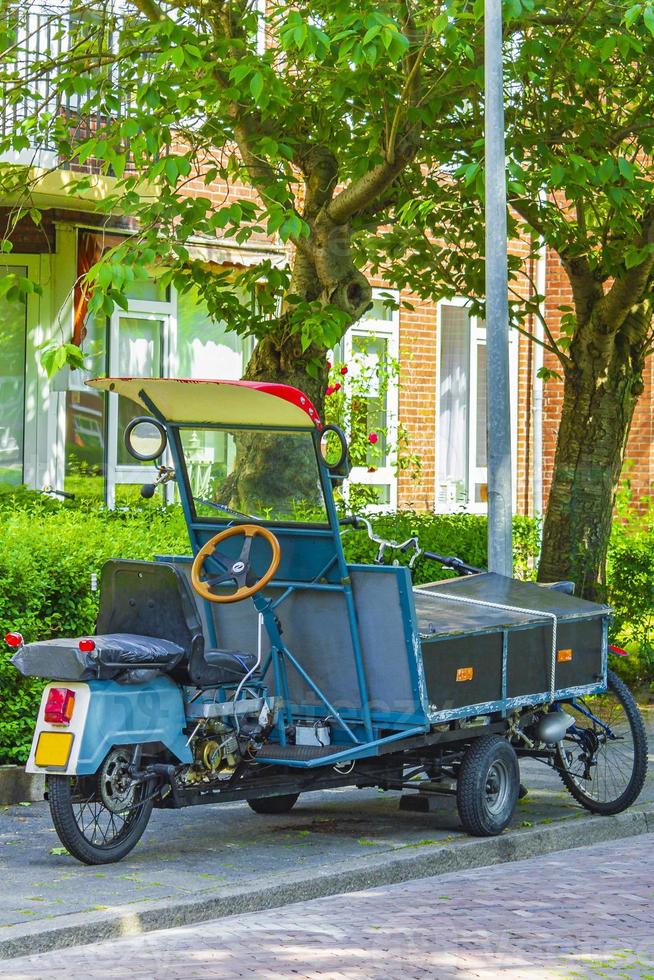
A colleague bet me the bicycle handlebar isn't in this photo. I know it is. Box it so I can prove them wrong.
[345,515,484,576]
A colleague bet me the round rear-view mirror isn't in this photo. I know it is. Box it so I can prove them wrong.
[124,417,167,461]
[320,424,349,472]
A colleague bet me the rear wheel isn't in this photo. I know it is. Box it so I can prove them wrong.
[457,735,520,837]
[247,793,299,815]
[557,669,647,815]
[48,746,154,865]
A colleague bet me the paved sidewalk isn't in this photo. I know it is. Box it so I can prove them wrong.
[2,732,653,934]
[3,832,653,979]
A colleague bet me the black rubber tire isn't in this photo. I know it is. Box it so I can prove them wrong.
[247,793,299,815]
[49,774,154,865]
[557,669,648,815]
[456,735,520,837]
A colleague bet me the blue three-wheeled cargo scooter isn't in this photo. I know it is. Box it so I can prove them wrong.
[9,377,648,864]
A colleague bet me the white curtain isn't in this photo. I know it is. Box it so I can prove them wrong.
[438,305,470,504]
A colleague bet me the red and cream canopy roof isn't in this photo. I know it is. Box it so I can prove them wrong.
[87,378,321,429]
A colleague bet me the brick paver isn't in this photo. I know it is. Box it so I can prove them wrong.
[2,833,653,979]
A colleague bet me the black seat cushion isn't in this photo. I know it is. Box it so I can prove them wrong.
[91,633,186,668]
[203,650,257,680]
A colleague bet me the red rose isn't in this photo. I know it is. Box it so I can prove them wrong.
[340,365,348,375]
[325,385,335,396]
[368,432,379,444]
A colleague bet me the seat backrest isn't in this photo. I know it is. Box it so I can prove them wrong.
[96,559,203,656]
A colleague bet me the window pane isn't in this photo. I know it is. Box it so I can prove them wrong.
[438,305,469,505]
[364,295,394,322]
[0,266,27,488]
[116,316,163,466]
[176,286,246,379]
[351,334,389,466]
[350,483,391,505]
[124,277,170,302]
[64,310,107,499]
[476,342,487,468]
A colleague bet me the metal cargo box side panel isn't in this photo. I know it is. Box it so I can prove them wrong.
[421,632,503,712]
[554,616,607,692]
[506,616,607,698]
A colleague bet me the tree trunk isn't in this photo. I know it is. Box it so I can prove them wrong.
[537,318,645,600]
[220,219,372,514]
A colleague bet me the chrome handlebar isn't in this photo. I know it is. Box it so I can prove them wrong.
[344,515,483,576]
[346,516,423,569]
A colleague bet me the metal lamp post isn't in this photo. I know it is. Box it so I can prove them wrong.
[484,0,513,575]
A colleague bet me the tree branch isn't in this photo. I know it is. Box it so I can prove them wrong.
[131,0,169,22]
[510,319,568,362]
[588,205,654,329]
[327,9,424,225]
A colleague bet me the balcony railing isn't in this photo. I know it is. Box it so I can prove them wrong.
[1,2,125,166]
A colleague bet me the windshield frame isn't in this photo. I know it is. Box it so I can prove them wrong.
[170,421,335,531]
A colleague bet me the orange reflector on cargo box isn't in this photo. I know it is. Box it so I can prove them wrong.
[557,649,573,662]
[456,667,473,682]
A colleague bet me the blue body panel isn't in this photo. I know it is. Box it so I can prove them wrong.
[76,676,191,775]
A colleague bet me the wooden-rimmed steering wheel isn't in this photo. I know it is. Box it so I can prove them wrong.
[191,524,281,604]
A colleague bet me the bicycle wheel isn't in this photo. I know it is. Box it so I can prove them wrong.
[49,746,154,865]
[557,669,648,815]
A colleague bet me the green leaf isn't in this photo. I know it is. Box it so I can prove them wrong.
[250,72,264,103]
[362,25,381,45]
[164,156,179,183]
[618,157,635,182]
[644,5,654,34]
[625,4,642,27]
[230,64,251,84]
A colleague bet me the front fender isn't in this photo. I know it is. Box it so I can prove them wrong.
[26,675,192,776]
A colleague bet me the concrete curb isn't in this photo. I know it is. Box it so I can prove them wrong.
[1,806,652,961]
[0,767,44,806]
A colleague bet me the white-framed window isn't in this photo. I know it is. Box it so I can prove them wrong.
[255,0,267,54]
[341,289,400,512]
[0,255,43,489]
[63,275,254,505]
[435,298,517,514]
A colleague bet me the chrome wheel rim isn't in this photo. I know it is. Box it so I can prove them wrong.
[485,759,511,815]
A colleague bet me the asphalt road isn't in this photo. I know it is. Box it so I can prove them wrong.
[2,832,653,979]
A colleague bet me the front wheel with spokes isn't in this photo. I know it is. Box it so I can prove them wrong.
[48,746,154,865]
[557,669,648,815]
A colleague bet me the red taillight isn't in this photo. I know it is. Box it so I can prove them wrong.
[609,645,628,657]
[78,638,95,653]
[5,632,23,648]
[44,688,76,726]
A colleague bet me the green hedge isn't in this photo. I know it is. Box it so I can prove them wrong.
[0,494,651,763]
[0,494,189,763]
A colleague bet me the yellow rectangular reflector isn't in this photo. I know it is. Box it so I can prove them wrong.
[34,732,73,768]
[456,667,474,682]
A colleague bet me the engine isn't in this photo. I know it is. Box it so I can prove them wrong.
[180,719,242,786]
